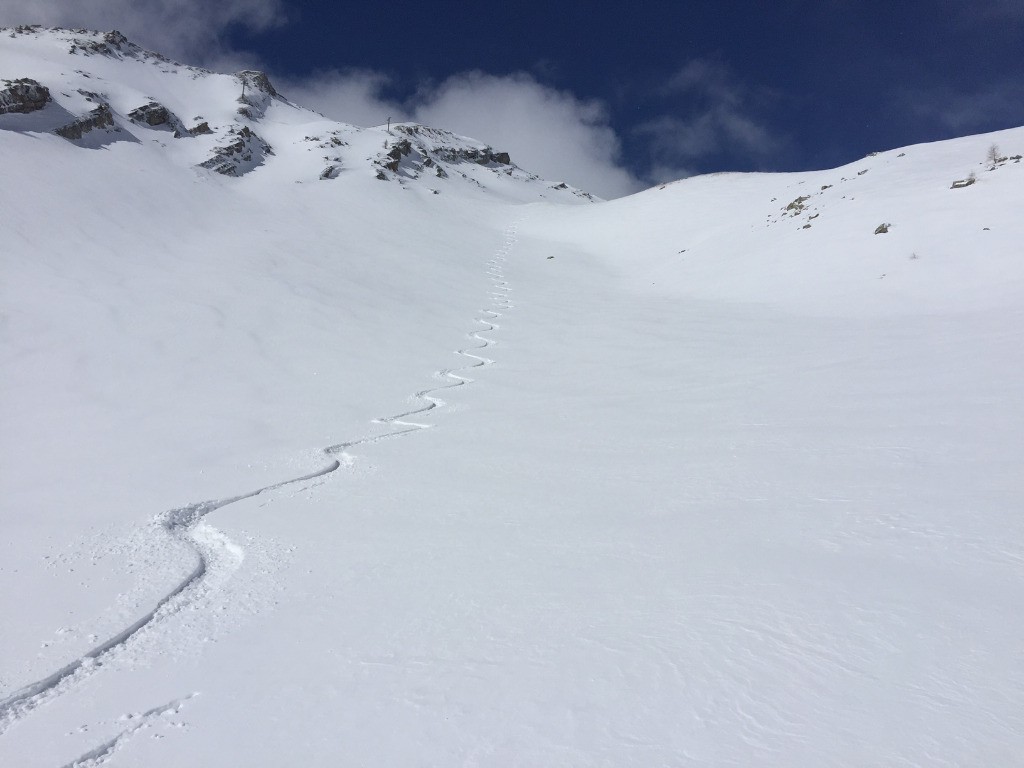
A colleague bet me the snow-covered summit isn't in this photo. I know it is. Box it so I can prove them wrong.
[0,26,595,200]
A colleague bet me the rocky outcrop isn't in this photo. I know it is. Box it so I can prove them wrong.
[236,70,280,120]
[127,100,188,137]
[54,103,114,140]
[0,78,51,115]
[237,70,278,98]
[422,157,448,178]
[393,124,512,167]
[383,139,413,172]
[127,101,171,126]
[198,126,273,176]
[373,124,518,183]
[67,29,128,57]
[435,145,512,166]
[67,28,178,66]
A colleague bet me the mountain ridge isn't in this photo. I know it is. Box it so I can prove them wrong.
[1,25,596,200]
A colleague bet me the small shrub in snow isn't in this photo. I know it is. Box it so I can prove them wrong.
[985,145,1013,170]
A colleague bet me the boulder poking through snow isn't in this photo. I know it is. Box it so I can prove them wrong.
[127,101,188,137]
[0,78,51,115]
[54,103,114,140]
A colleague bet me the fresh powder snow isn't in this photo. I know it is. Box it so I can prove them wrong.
[1,26,1023,767]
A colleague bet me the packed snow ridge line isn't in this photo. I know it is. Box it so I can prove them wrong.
[0,221,521,738]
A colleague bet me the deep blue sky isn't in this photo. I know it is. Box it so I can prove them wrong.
[228,0,1024,181]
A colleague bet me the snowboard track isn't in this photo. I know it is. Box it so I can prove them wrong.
[0,220,521,759]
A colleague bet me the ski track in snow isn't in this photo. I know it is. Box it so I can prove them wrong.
[58,695,196,768]
[0,221,520,759]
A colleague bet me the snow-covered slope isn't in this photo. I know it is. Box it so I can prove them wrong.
[2,26,1023,767]
[532,128,1023,314]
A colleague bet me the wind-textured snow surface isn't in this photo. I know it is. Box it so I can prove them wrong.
[2,26,1023,767]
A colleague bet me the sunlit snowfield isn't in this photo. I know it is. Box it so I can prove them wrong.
[2,27,1023,767]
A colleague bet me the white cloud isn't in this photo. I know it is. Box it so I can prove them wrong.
[280,69,407,129]
[905,80,1024,131]
[282,69,643,199]
[0,0,286,63]
[645,163,698,186]
[635,59,785,177]
[412,72,641,198]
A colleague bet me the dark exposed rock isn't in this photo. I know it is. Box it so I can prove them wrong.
[234,70,281,120]
[237,70,278,97]
[433,145,509,166]
[0,78,51,114]
[372,122,590,197]
[383,138,413,171]
[69,29,130,57]
[128,101,170,126]
[67,28,173,65]
[198,125,273,176]
[785,195,810,214]
[128,101,190,137]
[392,124,511,168]
[54,103,114,140]
[874,223,890,234]
[103,30,128,47]
[388,139,412,159]
[189,121,212,135]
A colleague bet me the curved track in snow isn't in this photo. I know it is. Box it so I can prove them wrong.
[0,220,520,760]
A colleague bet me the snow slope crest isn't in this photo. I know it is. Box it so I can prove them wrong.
[530,123,1024,314]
